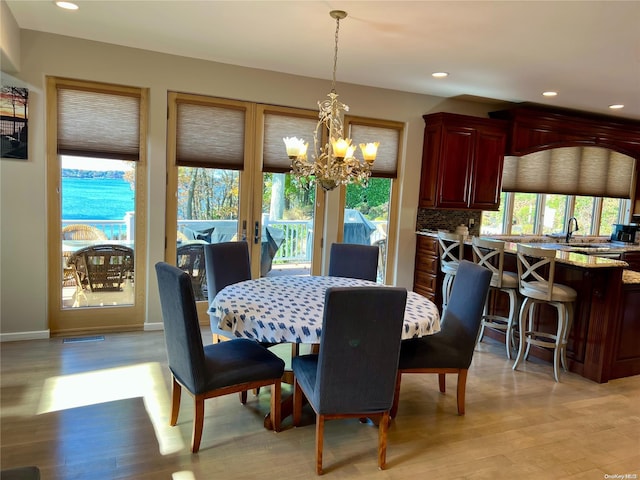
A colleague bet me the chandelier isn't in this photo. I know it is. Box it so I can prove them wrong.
[283,10,379,192]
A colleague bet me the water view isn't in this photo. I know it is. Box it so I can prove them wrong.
[62,174,134,220]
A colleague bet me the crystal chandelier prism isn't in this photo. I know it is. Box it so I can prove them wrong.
[283,10,379,192]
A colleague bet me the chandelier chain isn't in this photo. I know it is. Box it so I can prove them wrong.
[331,15,340,93]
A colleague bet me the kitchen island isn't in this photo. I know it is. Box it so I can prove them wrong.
[414,232,640,383]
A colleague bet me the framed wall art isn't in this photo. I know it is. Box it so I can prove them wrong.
[1,84,28,160]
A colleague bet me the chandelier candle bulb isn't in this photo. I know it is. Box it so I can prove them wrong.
[360,142,379,163]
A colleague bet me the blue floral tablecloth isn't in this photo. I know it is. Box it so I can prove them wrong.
[208,275,441,344]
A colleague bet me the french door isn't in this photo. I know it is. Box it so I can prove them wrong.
[166,94,323,322]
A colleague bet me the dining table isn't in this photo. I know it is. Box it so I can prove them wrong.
[208,275,441,429]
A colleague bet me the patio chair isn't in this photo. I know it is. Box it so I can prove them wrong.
[68,244,134,293]
[177,243,207,301]
[62,224,107,240]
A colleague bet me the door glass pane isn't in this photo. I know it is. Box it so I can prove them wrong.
[261,173,315,277]
[481,192,506,234]
[61,155,136,309]
[344,178,391,283]
[542,194,568,235]
[511,193,538,235]
[176,166,240,300]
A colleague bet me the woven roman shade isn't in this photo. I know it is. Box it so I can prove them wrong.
[176,102,246,170]
[349,123,400,178]
[57,88,141,161]
[263,112,317,173]
[501,146,636,198]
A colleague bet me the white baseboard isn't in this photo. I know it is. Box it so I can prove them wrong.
[0,330,51,342]
[144,322,164,331]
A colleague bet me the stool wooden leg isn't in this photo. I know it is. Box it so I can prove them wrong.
[512,298,531,371]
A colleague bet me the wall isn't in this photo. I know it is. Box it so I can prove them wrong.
[0,27,502,337]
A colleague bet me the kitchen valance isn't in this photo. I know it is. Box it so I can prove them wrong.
[501,146,636,198]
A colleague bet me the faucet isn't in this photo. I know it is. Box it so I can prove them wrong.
[566,217,579,243]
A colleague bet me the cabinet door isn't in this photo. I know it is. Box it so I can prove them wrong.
[469,128,506,209]
[436,125,474,208]
[418,125,441,208]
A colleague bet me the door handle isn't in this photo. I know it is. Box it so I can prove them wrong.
[254,221,260,244]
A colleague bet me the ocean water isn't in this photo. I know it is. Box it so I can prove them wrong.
[62,177,135,220]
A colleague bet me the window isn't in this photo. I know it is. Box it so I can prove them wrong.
[482,193,631,236]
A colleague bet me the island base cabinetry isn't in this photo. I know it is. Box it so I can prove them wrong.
[413,235,441,309]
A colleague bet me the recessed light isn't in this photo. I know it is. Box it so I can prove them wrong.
[55,1,79,10]
[431,72,449,78]
[542,91,558,97]
[609,104,624,110]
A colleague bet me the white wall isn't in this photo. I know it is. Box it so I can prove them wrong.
[0,28,501,337]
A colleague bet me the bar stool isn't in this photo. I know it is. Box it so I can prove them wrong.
[512,244,577,382]
[437,231,464,315]
[471,237,520,358]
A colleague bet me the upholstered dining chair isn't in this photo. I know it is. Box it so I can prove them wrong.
[292,286,407,475]
[391,260,491,418]
[205,241,257,343]
[328,242,379,282]
[155,262,285,453]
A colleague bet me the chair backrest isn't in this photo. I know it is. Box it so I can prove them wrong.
[516,244,556,301]
[71,244,134,292]
[177,243,207,300]
[204,241,252,302]
[471,237,505,288]
[328,243,379,282]
[62,224,108,241]
[437,231,464,267]
[313,286,407,414]
[439,260,492,366]
[155,262,207,394]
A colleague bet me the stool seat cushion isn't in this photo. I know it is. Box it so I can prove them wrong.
[520,281,577,303]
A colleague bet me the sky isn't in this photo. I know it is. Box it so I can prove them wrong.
[62,156,133,171]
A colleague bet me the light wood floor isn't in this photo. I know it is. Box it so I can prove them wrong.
[1,329,639,479]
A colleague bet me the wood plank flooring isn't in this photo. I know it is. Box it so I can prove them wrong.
[1,330,639,479]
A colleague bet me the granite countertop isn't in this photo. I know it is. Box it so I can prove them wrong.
[623,270,640,285]
[416,230,634,271]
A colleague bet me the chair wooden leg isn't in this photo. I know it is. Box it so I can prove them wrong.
[293,380,303,427]
[378,411,390,470]
[316,414,325,475]
[270,381,282,432]
[456,369,468,415]
[170,376,181,426]
[438,373,446,393]
[390,373,402,418]
[192,395,205,453]
[240,390,248,404]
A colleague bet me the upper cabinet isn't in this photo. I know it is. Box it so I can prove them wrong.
[419,112,507,210]
[489,104,640,157]
[490,104,640,216]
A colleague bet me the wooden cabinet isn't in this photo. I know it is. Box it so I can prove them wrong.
[489,104,640,216]
[419,113,507,210]
[623,251,640,271]
[413,234,441,308]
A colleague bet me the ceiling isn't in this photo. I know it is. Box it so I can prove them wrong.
[6,0,640,120]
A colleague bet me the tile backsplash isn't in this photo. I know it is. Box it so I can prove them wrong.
[416,209,482,236]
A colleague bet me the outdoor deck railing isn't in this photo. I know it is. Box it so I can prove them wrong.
[63,218,384,264]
